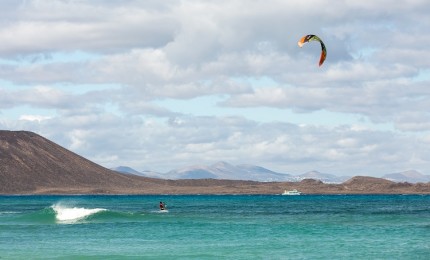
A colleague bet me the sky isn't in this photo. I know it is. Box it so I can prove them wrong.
[1,0,430,177]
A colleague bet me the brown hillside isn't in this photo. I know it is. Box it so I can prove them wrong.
[0,130,156,193]
[1,130,429,195]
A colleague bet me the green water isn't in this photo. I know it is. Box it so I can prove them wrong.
[0,195,429,259]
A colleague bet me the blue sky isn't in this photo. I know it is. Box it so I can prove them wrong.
[1,0,430,177]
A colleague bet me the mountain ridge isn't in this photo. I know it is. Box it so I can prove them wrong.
[1,130,429,194]
[115,164,428,184]
[382,170,430,183]
[164,161,293,182]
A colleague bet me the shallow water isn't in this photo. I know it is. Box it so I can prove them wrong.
[1,195,429,259]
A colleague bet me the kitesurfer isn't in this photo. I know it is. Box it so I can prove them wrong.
[159,201,166,210]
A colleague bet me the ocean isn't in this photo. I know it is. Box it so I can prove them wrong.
[0,194,429,259]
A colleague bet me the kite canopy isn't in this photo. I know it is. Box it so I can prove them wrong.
[298,34,327,66]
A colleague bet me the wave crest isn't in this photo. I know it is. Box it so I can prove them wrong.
[52,204,107,223]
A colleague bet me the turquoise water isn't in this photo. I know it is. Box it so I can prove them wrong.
[1,195,429,259]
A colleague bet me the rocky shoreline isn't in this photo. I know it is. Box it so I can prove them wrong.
[5,176,430,195]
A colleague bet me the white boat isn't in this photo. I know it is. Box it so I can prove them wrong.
[282,189,301,195]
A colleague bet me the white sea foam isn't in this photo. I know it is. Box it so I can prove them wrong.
[52,204,106,223]
[0,211,19,215]
[151,209,169,213]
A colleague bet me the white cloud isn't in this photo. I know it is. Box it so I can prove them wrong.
[1,0,430,176]
[19,114,51,122]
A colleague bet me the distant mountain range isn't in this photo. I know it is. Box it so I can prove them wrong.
[382,170,430,183]
[1,130,429,194]
[166,162,294,182]
[113,162,294,182]
[112,162,430,184]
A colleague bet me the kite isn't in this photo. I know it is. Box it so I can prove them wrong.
[298,34,327,66]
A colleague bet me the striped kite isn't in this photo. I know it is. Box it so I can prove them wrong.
[298,34,327,67]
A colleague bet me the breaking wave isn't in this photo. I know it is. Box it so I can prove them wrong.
[51,204,107,223]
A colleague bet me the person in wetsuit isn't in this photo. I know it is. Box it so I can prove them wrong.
[159,201,166,210]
